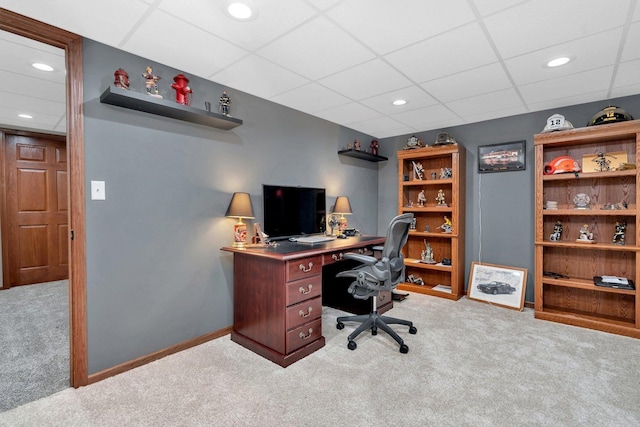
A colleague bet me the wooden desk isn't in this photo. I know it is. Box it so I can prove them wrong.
[221,236,386,367]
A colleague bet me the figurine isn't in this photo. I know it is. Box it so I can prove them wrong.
[417,190,426,207]
[550,221,563,241]
[612,221,626,245]
[421,241,436,264]
[370,139,379,155]
[409,217,417,231]
[577,224,594,242]
[354,139,361,150]
[436,189,447,207]
[431,172,437,180]
[171,73,193,105]
[440,167,452,179]
[592,152,612,172]
[412,161,424,180]
[114,68,130,90]
[406,200,414,208]
[573,193,591,209]
[438,216,452,233]
[406,274,424,285]
[219,91,231,116]
[142,66,162,98]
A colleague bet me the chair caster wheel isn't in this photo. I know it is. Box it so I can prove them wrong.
[348,340,357,351]
[409,326,417,334]
[371,326,377,335]
[337,322,344,330]
[399,344,409,354]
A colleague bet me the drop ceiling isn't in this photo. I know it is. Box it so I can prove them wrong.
[1,0,639,138]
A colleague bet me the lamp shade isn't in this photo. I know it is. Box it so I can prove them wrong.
[334,196,352,215]
[225,192,255,219]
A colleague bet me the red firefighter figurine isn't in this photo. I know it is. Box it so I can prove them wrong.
[171,73,193,106]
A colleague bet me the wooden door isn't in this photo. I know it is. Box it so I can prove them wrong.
[3,133,68,287]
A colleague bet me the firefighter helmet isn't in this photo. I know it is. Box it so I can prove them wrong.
[544,156,581,175]
[587,106,633,126]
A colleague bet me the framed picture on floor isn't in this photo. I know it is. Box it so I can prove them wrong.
[478,140,526,173]
[467,262,527,311]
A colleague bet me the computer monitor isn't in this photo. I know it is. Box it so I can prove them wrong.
[263,184,326,239]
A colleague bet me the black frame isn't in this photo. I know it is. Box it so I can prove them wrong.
[478,140,526,173]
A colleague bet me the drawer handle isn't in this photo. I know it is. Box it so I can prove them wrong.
[379,293,386,302]
[299,307,313,318]
[299,328,313,340]
[299,284,313,295]
[332,253,343,261]
[299,262,314,273]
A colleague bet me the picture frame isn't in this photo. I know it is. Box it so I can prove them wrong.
[467,262,527,311]
[478,140,526,173]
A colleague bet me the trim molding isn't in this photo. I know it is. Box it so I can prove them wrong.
[88,327,233,384]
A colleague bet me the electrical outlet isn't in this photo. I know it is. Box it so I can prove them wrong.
[91,180,106,200]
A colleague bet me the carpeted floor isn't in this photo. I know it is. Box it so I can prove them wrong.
[0,280,69,413]
[1,291,638,426]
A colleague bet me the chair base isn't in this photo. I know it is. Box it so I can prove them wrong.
[336,307,416,353]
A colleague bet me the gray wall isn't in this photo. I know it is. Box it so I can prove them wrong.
[82,39,381,374]
[378,95,640,302]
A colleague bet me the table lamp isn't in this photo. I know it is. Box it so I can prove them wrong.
[225,192,255,248]
[334,196,352,233]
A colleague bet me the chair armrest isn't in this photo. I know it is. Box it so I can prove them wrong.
[342,252,377,265]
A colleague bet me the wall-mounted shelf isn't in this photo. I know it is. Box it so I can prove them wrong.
[99,85,243,130]
[338,149,388,162]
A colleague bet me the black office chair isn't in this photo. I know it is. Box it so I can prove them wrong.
[336,213,417,353]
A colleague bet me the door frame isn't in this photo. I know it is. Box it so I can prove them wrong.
[0,9,87,387]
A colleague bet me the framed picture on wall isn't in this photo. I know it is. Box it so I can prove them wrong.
[467,262,527,311]
[478,140,526,173]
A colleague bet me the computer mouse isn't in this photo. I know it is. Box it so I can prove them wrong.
[337,234,347,239]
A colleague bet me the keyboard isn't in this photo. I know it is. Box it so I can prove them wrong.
[295,235,336,244]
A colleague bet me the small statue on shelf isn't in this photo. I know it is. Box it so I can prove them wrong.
[592,151,612,172]
[550,221,563,241]
[576,224,595,243]
[142,66,162,98]
[421,240,436,264]
[612,221,626,245]
[412,161,424,180]
[438,216,452,233]
[114,68,130,90]
[440,167,452,179]
[417,190,426,206]
[370,139,379,155]
[436,189,447,207]
[409,217,416,231]
[219,91,232,116]
[354,139,361,150]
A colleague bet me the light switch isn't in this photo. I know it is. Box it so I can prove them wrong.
[91,180,106,200]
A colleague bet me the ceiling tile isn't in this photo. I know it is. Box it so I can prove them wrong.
[0,91,65,116]
[621,22,640,62]
[304,0,342,10]
[359,86,437,115]
[472,0,529,17]
[384,23,497,83]
[421,62,512,102]
[256,16,375,80]
[212,55,309,100]
[122,9,248,79]
[269,83,350,114]
[0,70,65,102]
[461,105,528,126]
[527,90,610,117]
[327,0,475,55]
[448,88,523,118]
[614,58,640,89]
[391,104,460,130]
[318,59,412,100]
[505,28,623,86]
[346,116,413,139]
[484,0,629,58]
[519,67,614,105]
[159,0,317,51]
[314,102,381,125]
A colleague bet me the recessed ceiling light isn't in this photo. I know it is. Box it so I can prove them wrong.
[545,56,574,68]
[393,99,407,106]
[32,62,54,72]
[18,114,33,119]
[227,2,253,19]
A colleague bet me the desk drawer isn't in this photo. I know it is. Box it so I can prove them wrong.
[286,296,322,330]
[286,255,322,281]
[286,318,322,353]
[286,275,322,306]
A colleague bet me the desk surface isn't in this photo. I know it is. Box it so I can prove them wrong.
[221,235,385,260]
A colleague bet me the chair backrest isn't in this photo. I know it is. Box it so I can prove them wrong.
[380,213,414,285]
